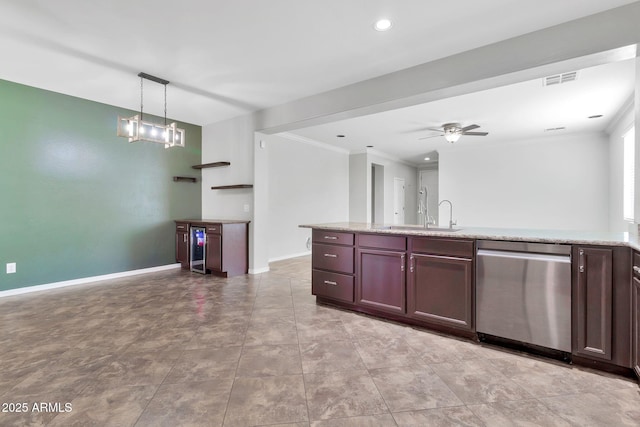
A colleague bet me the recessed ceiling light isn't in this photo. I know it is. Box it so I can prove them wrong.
[366,145,374,148]
[374,19,392,31]
[336,134,345,138]
[424,157,430,161]
[588,115,603,119]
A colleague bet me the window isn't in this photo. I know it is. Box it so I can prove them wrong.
[623,126,635,221]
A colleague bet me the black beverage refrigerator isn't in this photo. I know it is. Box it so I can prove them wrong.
[190,226,206,274]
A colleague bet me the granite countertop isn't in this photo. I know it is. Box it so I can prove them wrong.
[176,219,251,224]
[300,222,640,251]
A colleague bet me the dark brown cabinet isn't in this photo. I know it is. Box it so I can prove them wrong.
[206,230,222,272]
[356,234,407,314]
[312,230,355,303]
[407,238,474,331]
[175,222,190,267]
[633,252,640,379]
[175,220,249,277]
[572,245,631,368]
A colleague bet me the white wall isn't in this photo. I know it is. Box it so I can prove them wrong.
[608,98,634,232]
[202,114,262,270]
[348,150,418,225]
[266,134,349,261]
[202,114,255,220]
[349,153,368,222]
[439,133,609,231]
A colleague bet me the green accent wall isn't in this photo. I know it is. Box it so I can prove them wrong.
[0,79,202,291]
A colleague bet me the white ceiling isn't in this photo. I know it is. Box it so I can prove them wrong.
[0,0,636,126]
[289,58,636,165]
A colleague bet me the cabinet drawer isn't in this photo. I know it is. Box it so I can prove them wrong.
[312,270,354,303]
[205,224,222,234]
[176,222,189,232]
[313,230,354,246]
[358,234,406,251]
[410,237,473,258]
[312,243,354,274]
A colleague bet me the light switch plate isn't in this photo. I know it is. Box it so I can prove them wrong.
[6,262,16,274]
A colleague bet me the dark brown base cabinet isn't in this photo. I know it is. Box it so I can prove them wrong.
[407,237,474,331]
[312,230,475,338]
[175,220,249,278]
[633,252,640,380]
[311,230,355,303]
[175,222,190,268]
[356,234,407,315]
[572,245,631,370]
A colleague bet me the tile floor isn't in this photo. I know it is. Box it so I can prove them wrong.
[0,255,638,426]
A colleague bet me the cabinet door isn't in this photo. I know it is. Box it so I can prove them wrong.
[407,253,473,330]
[574,247,613,361]
[206,233,222,272]
[176,231,189,266]
[357,248,405,314]
[633,276,640,378]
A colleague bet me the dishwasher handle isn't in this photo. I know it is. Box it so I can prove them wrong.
[477,249,571,264]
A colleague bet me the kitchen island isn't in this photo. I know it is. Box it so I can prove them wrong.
[300,222,640,381]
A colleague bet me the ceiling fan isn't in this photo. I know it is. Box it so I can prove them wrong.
[419,122,488,143]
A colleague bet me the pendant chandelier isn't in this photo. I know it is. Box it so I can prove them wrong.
[117,72,185,148]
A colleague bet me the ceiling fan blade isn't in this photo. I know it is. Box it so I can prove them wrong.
[461,124,480,132]
[426,127,444,132]
[462,131,489,136]
[418,133,443,140]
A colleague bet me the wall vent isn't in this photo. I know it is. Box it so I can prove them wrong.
[544,126,566,132]
[543,71,578,86]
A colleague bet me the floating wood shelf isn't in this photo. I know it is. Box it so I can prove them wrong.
[192,162,230,169]
[173,176,198,183]
[211,185,253,190]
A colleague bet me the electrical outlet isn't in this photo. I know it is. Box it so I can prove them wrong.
[6,262,16,274]
[243,204,250,212]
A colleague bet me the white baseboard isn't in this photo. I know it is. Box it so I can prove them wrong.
[268,251,311,263]
[248,267,270,274]
[0,263,182,298]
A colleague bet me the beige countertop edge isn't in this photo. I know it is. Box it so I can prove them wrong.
[176,219,251,224]
[299,223,640,252]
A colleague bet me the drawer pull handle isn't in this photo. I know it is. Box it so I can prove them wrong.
[323,280,338,286]
[183,234,187,243]
[324,236,338,240]
[323,253,337,258]
[634,266,640,274]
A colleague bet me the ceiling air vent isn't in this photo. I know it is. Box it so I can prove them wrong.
[543,71,578,86]
[544,126,566,132]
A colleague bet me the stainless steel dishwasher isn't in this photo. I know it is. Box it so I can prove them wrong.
[476,240,572,352]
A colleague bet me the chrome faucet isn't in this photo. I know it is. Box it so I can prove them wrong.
[438,199,457,229]
[418,187,435,228]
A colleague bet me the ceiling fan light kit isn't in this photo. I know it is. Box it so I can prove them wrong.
[418,122,488,143]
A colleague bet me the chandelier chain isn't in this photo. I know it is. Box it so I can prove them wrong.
[140,75,144,121]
